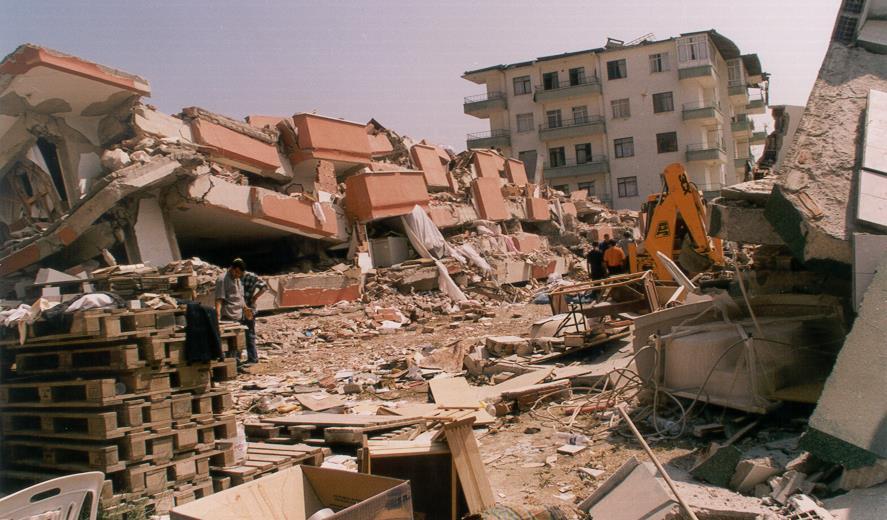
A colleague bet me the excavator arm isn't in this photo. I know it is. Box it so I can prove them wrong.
[641,163,723,280]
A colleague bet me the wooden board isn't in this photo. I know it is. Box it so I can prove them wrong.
[294,393,346,412]
[429,377,481,409]
[443,418,495,513]
[267,413,419,428]
[476,368,552,401]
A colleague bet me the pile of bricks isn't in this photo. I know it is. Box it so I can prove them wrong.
[0,306,242,515]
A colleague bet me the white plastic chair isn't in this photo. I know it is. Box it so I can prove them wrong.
[0,472,103,520]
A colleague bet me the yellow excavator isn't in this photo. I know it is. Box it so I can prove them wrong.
[628,163,724,281]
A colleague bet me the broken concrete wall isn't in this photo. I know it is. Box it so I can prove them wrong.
[764,43,887,271]
[344,170,430,222]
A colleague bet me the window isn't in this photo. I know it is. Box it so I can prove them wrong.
[614,137,634,158]
[513,75,531,95]
[727,59,743,87]
[546,109,563,129]
[518,150,537,180]
[552,184,570,194]
[649,52,670,73]
[575,143,592,164]
[617,176,639,198]
[549,147,566,167]
[578,181,595,195]
[516,113,534,133]
[652,92,674,113]
[543,72,560,90]
[607,59,627,80]
[611,98,630,119]
[656,131,678,153]
[572,106,588,124]
[569,67,586,86]
[677,35,710,63]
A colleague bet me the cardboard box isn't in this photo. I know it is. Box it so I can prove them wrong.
[170,465,413,520]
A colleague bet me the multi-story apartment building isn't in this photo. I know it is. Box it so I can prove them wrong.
[462,30,769,210]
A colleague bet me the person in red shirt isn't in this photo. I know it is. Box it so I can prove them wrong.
[603,239,626,275]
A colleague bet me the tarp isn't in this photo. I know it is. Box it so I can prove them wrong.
[401,205,467,303]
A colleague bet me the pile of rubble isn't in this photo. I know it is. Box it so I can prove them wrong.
[0,43,633,313]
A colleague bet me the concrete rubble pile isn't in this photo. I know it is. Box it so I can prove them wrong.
[0,44,613,313]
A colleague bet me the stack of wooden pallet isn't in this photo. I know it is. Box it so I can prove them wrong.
[91,265,200,300]
[0,306,242,515]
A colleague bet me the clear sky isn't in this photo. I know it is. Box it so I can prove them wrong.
[1,0,839,150]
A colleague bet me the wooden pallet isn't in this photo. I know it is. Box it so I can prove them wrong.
[0,378,120,408]
[1,409,130,440]
[3,438,124,472]
[210,442,323,486]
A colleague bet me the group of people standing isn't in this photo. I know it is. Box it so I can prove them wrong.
[586,232,635,280]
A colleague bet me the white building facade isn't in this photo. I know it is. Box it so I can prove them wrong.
[462,31,769,210]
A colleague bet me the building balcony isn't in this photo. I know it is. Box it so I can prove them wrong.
[750,131,767,145]
[731,114,754,135]
[728,84,749,103]
[542,156,609,179]
[463,91,507,118]
[678,63,716,87]
[682,100,721,123]
[466,129,511,150]
[533,77,602,102]
[686,142,727,163]
[745,96,766,115]
[538,116,605,141]
[734,157,752,172]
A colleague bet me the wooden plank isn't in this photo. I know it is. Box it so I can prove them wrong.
[476,368,552,401]
[429,377,481,409]
[293,393,345,412]
[443,417,495,513]
[266,413,419,428]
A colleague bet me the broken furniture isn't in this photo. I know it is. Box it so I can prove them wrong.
[0,471,104,520]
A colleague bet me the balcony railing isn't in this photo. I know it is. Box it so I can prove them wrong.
[463,91,506,104]
[542,155,609,178]
[687,141,726,152]
[682,100,721,111]
[534,76,601,93]
[466,129,511,149]
[467,129,510,140]
[539,115,605,131]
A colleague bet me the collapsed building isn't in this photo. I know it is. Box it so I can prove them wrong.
[0,44,630,310]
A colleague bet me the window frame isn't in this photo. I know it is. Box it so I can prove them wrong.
[652,92,674,114]
[549,146,566,168]
[656,131,678,154]
[513,75,532,96]
[516,113,535,133]
[617,176,639,198]
[614,137,634,159]
[607,59,627,80]
[542,71,560,90]
[611,98,631,119]
[575,143,592,164]
[577,181,595,195]
[568,67,586,86]
[572,105,589,123]
[648,52,670,73]
[546,109,563,129]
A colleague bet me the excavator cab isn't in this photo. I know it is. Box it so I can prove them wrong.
[628,163,724,281]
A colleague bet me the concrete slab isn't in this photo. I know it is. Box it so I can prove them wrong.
[709,197,785,245]
[504,159,528,185]
[720,177,777,204]
[857,169,887,230]
[410,143,450,190]
[852,233,887,311]
[344,170,430,222]
[862,90,887,174]
[471,177,509,221]
[825,483,887,520]
[524,197,550,221]
[808,256,887,460]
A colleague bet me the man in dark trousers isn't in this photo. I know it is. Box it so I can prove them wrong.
[586,241,606,280]
[240,269,267,366]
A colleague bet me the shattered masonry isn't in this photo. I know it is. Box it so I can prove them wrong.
[0,43,628,307]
